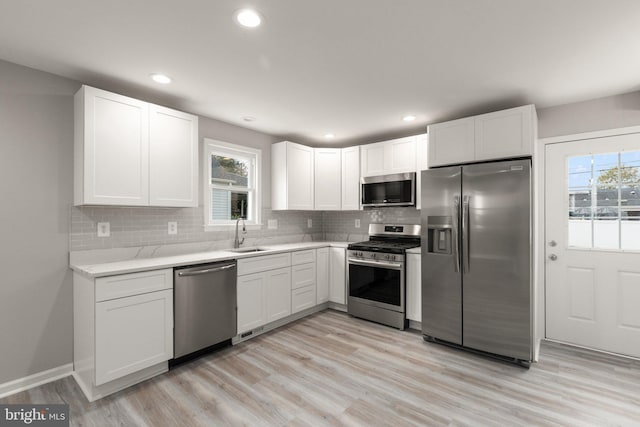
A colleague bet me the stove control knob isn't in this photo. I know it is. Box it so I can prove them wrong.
[371,253,376,259]
[386,254,393,261]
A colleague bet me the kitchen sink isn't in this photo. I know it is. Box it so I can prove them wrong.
[230,247,268,253]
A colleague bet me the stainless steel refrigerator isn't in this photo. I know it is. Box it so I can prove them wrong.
[421,158,532,364]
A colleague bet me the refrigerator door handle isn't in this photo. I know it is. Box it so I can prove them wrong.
[452,196,461,272]
[462,195,470,273]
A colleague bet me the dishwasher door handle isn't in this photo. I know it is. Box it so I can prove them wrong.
[177,264,236,277]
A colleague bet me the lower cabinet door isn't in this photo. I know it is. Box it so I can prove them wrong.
[95,289,173,385]
[316,248,330,304]
[329,247,346,304]
[292,285,317,313]
[237,272,267,334]
[265,267,292,323]
[406,253,422,322]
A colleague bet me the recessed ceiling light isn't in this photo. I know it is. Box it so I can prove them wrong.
[235,9,262,28]
[242,116,256,122]
[150,73,171,84]
[324,133,336,139]
[402,115,417,122]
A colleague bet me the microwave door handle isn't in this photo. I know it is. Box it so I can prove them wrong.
[462,195,470,274]
[453,196,460,273]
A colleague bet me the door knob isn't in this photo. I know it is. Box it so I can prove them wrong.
[549,254,558,261]
[549,240,557,247]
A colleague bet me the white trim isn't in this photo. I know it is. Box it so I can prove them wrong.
[0,363,72,399]
[203,138,262,228]
[537,125,640,357]
[540,125,640,145]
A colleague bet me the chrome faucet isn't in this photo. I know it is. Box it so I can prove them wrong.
[234,218,246,248]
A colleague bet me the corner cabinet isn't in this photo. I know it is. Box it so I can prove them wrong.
[314,148,341,210]
[272,141,314,210]
[73,268,174,402]
[341,146,361,210]
[74,85,198,207]
[428,104,536,167]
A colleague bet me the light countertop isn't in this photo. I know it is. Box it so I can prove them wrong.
[71,241,349,278]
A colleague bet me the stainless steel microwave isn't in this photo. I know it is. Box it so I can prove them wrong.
[361,172,416,207]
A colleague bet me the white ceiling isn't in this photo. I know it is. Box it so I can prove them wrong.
[1,1,640,145]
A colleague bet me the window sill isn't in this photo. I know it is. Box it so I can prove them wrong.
[204,223,262,232]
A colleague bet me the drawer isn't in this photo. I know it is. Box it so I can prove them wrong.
[291,263,316,290]
[95,269,173,302]
[237,253,291,276]
[291,249,315,266]
[292,285,316,314]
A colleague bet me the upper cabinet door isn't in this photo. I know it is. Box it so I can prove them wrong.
[76,85,149,205]
[287,143,314,209]
[474,104,535,161]
[341,146,360,210]
[272,141,315,210]
[360,142,386,177]
[149,105,199,207]
[427,117,475,168]
[314,148,341,210]
[387,136,417,173]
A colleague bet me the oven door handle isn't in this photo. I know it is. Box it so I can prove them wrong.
[348,259,403,270]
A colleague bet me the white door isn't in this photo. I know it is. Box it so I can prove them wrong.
[316,248,330,303]
[95,290,173,385]
[149,104,198,207]
[265,267,292,323]
[314,148,341,210]
[237,272,267,333]
[82,86,149,205]
[546,132,640,358]
[329,247,346,304]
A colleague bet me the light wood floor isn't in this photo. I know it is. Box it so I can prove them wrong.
[3,310,640,426]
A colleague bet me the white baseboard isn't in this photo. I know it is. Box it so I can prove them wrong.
[0,363,73,399]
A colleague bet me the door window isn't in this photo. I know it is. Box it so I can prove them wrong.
[568,151,640,250]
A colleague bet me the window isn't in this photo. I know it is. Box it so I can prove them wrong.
[567,150,640,250]
[204,139,261,228]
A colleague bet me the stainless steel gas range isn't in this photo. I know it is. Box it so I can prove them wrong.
[347,224,421,330]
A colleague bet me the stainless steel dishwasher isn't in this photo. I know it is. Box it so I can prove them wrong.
[173,260,237,360]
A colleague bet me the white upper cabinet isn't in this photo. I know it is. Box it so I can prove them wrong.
[427,117,475,167]
[428,105,536,167]
[75,85,149,206]
[360,141,386,176]
[314,148,341,210]
[341,146,361,210]
[360,136,417,177]
[272,141,314,210]
[74,85,198,207]
[149,104,198,207]
[474,105,535,161]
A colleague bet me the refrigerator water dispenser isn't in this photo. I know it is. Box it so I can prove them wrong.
[427,216,452,254]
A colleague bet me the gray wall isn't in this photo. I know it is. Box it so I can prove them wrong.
[538,90,640,138]
[0,60,78,384]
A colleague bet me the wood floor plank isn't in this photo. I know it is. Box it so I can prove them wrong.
[2,310,640,426]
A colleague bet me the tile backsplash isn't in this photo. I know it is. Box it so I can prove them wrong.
[69,205,421,251]
[69,206,323,251]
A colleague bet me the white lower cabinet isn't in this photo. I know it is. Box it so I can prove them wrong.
[237,272,268,333]
[329,247,346,304]
[406,253,421,322]
[316,247,330,303]
[291,261,316,313]
[237,255,292,334]
[266,268,292,322]
[73,268,173,401]
[95,289,173,385]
